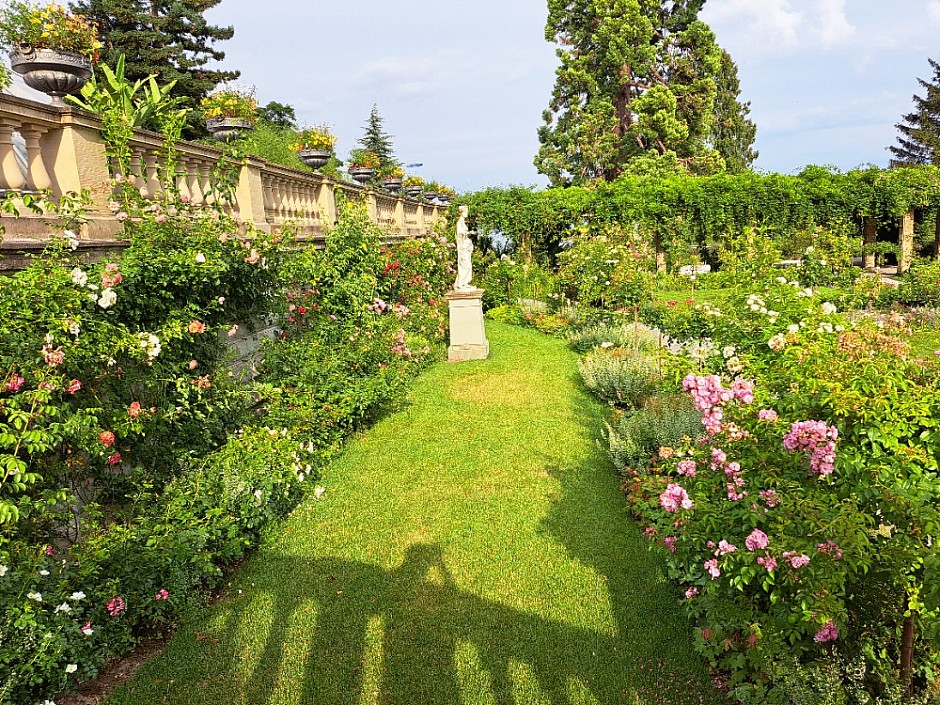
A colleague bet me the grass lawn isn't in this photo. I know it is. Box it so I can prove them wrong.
[106,322,720,705]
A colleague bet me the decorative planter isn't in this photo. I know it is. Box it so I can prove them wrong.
[206,118,254,143]
[423,191,440,202]
[348,166,375,184]
[382,177,403,192]
[298,149,332,170]
[404,186,423,199]
[9,48,92,106]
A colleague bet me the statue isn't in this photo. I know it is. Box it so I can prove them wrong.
[454,205,474,291]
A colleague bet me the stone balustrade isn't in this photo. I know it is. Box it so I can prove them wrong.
[0,93,442,267]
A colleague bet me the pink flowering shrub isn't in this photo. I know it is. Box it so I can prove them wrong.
[625,290,940,701]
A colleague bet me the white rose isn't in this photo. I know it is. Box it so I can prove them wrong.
[70,591,86,601]
[98,287,118,309]
[65,664,77,674]
[195,253,206,264]
[71,267,88,287]
[821,302,837,315]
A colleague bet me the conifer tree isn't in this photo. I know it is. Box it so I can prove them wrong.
[70,0,239,132]
[536,0,755,185]
[890,57,940,166]
[709,49,758,173]
[358,104,397,169]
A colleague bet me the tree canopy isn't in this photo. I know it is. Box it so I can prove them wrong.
[535,0,757,185]
[890,57,940,166]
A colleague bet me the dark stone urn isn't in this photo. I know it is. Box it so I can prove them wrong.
[348,167,374,184]
[298,149,332,170]
[206,118,254,143]
[10,48,92,106]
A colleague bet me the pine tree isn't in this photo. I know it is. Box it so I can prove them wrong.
[70,0,239,133]
[536,0,754,185]
[358,104,397,169]
[709,50,758,173]
[890,57,940,166]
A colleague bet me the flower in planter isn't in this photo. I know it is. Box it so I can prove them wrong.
[293,123,337,152]
[200,86,259,124]
[379,164,405,180]
[0,1,102,59]
[402,175,425,188]
[347,148,381,170]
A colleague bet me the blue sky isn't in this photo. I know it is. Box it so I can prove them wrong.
[203,1,940,191]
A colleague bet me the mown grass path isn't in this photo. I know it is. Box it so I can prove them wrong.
[108,322,720,705]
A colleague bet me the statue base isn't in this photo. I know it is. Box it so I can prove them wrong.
[446,288,489,362]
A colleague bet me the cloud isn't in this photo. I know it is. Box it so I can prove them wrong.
[703,0,804,54]
[930,0,940,22]
[814,0,855,47]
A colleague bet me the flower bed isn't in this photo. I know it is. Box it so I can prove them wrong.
[0,190,451,704]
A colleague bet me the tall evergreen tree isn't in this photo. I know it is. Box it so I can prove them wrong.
[889,57,940,166]
[69,0,239,131]
[709,49,758,173]
[358,104,397,169]
[536,0,755,185]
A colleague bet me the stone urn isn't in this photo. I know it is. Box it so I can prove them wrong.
[298,149,332,170]
[404,185,423,199]
[382,177,403,193]
[348,166,374,184]
[9,48,92,106]
[206,117,254,143]
[423,191,440,202]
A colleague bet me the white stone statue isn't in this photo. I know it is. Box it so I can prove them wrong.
[454,205,475,291]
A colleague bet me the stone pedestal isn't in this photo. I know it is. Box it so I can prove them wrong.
[446,289,489,362]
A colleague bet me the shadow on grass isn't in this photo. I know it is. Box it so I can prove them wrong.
[204,545,651,705]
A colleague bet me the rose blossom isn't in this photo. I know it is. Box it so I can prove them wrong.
[188,320,206,334]
[745,528,769,551]
[704,558,721,579]
[128,401,142,420]
[685,587,699,599]
[106,596,125,616]
[99,431,116,447]
[5,375,24,393]
[659,483,694,513]
[814,620,839,643]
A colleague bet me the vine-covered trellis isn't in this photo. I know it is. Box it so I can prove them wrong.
[460,166,940,271]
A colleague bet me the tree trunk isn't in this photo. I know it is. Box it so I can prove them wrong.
[900,612,915,700]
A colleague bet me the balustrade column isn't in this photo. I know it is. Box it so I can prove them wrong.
[899,209,915,274]
[20,127,52,192]
[187,158,205,205]
[862,216,877,270]
[143,151,162,200]
[0,121,26,192]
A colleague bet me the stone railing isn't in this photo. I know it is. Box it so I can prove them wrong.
[0,93,442,266]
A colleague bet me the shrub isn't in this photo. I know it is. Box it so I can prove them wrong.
[604,394,702,474]
[565,318,660,354]
[897,258,940,307]
[577,349,661,408]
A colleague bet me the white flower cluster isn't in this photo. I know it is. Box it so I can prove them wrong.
[72,267,118,309]
[745,294,779,324]
[138,333,162,361]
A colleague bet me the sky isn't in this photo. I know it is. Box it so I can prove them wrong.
[195,1,940,192]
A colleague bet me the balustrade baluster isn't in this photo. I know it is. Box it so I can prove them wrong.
[199,162,214,206]
[262,174,276,222]
[0,121,26,192]
[187,158,204,205]
[20,126,51,192]
[143,150,162,200]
